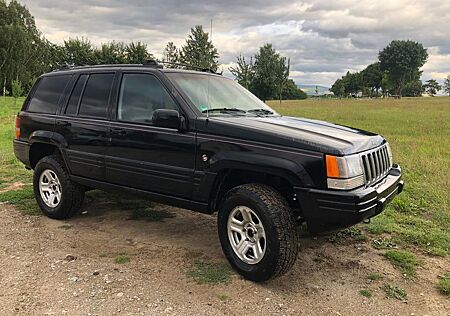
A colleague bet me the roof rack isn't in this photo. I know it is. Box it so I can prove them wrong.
[54,60,220,74]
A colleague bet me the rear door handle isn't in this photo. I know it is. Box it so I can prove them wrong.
[110,128,127,136]
[57,121,71,127]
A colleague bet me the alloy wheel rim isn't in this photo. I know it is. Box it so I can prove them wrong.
[227,206,266,264]
[39,169,62,208]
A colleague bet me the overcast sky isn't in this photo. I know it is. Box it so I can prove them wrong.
[20,0,450,86]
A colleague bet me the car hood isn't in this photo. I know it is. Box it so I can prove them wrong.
[206,115,385,156]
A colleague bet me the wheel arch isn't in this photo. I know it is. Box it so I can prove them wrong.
[28,131,68,169]
[207,154,312,214]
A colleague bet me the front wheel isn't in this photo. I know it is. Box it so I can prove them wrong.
[218,184,299,282]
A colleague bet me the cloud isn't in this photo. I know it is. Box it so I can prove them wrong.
[21,0,450,86]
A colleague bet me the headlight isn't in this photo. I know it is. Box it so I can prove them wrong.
[325,154,364,190]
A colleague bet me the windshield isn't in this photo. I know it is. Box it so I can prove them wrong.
[166,72,278,116]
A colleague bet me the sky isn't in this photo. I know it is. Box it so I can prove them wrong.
[20,0,450,87]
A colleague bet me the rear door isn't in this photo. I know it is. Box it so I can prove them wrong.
[105,71,196,199]
[55,72,116,181]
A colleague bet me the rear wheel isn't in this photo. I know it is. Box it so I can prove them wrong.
[218,183,299,282]
[33,155,85,219]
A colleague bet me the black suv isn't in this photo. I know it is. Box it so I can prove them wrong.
[13,63,403,281]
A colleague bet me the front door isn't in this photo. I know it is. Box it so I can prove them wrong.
[105,72,196,199]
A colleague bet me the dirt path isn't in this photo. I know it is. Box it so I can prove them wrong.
[0,196,449,315]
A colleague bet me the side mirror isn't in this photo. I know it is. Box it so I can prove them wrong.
[152,109,183,130]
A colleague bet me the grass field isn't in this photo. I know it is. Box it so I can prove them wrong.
[269,97,450,256]
[1,96,449,256]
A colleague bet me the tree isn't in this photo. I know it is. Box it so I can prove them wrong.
[230,55,254,89]
[379,40,428,97]
[0,0,46,96]
[380,71,393,97]
[403,79,423,97]
[282,79,307,100]
[252,44,287,101]
[11,79,23,106]
[275,57,290,103]
[443,75,450,96]
[162,42,179,66]
[179,25,219,71]
[63,37,96,65]
[361,62,383,97]
[423,79,441,96]
[341,71,362,96]
[95,41,127,64]
[330,78,345,97]
[126,41,151,64]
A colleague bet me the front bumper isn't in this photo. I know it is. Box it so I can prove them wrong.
[295,165,404,234]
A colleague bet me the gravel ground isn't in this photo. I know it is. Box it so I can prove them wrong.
[0,197,449,316]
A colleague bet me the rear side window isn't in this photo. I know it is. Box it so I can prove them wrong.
[65,74,88,115]
[78,73,114,118]
[28,75,71,114]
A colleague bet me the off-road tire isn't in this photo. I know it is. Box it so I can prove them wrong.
[33,155,84,219]
[218,183,299,282]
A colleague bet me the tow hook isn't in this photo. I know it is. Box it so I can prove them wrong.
[363,218,371,224]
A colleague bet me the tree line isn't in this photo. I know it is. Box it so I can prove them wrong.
[331,40,450,97]
[0,0,306,101]
[3,0,449,100]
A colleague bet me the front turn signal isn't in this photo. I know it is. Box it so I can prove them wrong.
[326,155,340,178]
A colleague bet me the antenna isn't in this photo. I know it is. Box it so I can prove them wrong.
[210,19,213,41]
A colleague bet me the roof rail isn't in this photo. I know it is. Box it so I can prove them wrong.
[156,61,220,74]
[53,60,220,74]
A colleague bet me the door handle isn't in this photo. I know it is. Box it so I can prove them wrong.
[110,128,127,136]
[57,121,71,127]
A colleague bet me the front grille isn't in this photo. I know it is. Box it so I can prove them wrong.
[361,144,391,185]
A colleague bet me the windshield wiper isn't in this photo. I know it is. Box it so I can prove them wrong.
[247,108,274,115]
[201,107,247,115]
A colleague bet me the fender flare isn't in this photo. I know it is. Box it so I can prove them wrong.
[29,131,68,148]
[207,151,314,187]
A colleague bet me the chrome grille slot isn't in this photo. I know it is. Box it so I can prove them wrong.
[360,144,392,186]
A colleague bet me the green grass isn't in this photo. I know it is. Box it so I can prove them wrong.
[372,238,397,250]
[0,185,40,215]
[270,98,450,256]
[437,273,450,297]
[382,284,407,301]
[367,272,383,281]
[187,260,232,284]
[0,97,32,188]
[114,253,130,264]
[359,289,372,298]
[385,250,419,277]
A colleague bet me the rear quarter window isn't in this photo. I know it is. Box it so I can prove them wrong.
[27,75,72,114]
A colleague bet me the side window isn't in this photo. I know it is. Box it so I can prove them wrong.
[118,73,178,124]
[28,75,71,114]
[78,73,114,118]
[65,74,88,115]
